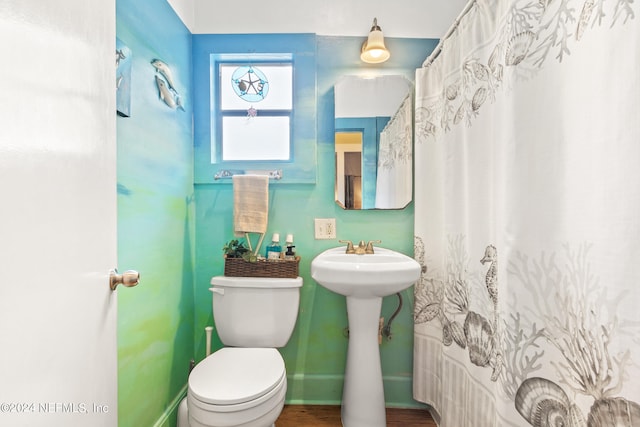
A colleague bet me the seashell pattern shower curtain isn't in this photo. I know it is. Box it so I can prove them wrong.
[412,0,639,426]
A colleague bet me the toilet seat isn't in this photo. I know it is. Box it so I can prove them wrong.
[189,347,285,408]
[187,348,287,427]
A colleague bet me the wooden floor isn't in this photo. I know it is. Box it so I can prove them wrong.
[277,405,437,427]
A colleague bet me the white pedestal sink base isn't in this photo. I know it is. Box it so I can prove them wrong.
[341,296,386,427]
[310,246,422,427]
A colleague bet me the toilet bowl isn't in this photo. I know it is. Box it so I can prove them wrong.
[178,276,302,427]
[187,348,286,427]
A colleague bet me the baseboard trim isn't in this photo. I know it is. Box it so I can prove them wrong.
[286,373,425,409]
[153,384,188,427]
[156,374,424,424]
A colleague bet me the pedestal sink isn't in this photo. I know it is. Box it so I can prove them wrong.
[311,246,421,427]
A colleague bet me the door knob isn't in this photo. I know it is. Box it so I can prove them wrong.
[109,269,140,291]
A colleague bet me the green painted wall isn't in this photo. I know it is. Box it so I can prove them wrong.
[116,1,194,426]
[193,36,437,407]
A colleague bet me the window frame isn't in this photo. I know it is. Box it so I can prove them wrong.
[216,59,294,163]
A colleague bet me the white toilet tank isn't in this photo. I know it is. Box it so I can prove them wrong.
[209,276,303,348]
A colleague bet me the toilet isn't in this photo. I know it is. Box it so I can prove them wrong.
[178,275,303,427]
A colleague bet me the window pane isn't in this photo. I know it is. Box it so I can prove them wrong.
[222,116,290,161]
[220,65,292,111]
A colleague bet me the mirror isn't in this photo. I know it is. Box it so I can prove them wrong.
[334,75,413,210]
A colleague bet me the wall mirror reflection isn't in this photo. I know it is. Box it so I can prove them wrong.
[334,75,413,210]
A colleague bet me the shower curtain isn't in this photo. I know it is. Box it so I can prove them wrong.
[412,0,639,426]
[375,94,413,209]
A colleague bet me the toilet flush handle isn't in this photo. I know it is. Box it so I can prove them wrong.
[209,287,225,295]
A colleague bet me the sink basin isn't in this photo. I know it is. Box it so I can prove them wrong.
[311,246,421,427]
[311,246,421,297]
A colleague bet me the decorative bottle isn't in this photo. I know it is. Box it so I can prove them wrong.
[265,233,282,260]
[284,234,296,260]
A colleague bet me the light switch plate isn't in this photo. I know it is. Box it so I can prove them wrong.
[314,218,336,239]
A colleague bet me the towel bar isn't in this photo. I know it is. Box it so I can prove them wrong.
[214,169,282,180]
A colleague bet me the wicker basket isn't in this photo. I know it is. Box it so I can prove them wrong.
[224,255,300,278]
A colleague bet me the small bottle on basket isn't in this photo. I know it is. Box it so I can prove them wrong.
[284,234,296,260]
[265,233,282,260]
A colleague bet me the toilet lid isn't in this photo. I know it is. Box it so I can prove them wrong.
[189,347,285,405]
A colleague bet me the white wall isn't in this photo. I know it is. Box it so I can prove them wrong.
[168,0,468,38]
[167,0,195,31]
[335,76,411,118]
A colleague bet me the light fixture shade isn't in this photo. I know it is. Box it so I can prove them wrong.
[360,18,390,64]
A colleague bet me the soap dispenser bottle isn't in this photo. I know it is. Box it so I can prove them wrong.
[265,233,282,260]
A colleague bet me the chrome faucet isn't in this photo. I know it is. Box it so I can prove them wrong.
[339,240,381,254]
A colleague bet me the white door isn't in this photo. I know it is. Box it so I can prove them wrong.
[0,2,118,426]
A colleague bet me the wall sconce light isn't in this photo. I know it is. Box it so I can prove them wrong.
[360,18,390,64]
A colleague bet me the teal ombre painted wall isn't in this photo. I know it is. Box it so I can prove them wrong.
[116,0,194,426]
[193,35,437,407]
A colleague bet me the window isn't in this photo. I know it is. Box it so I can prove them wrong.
[218,62,293,161]
[193,34,317,184]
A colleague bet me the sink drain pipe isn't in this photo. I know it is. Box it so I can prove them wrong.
[382,292,403,340]
[344,292,404,342]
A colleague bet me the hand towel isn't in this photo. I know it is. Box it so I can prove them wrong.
[233,174,269,236]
